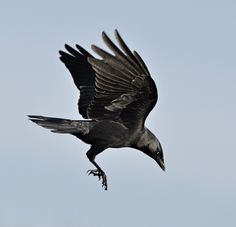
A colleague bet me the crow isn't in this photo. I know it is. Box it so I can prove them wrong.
[29,30,164,190]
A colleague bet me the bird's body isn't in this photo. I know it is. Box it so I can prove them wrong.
[76,120,131,147]
[29,30,165,190]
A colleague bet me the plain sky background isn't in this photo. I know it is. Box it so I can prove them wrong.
[0,0,235,226]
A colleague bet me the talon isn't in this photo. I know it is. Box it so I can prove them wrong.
[87,169,100,176]
[102,174,108,190]
[87,169,108,190]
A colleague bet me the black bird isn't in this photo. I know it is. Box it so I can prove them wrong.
[29,30,164,190]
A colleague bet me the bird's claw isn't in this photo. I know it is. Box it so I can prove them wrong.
[87,169,108,190]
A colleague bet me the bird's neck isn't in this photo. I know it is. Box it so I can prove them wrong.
[133,127,158,150]
[131,127,160,162]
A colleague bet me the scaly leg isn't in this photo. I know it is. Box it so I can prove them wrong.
[86,145,108,190]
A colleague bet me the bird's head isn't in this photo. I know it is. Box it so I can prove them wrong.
[138,139,165,171]
[136,129,165,171]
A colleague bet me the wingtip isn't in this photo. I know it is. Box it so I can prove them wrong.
[102,30,119,35]
[64,44,73,52]
[58,50,64,56]
[28,115,39,123]
[114,29,126,50]
[90,45,97,57]
[101,31,108,40]
[114,29,122,39]
[114,29,120,37]
[28,115,36,119]
[28,115,45,120]
[91,44,102,54]
[75,44,84,52]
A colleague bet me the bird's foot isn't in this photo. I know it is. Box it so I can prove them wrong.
[87,169,108,190]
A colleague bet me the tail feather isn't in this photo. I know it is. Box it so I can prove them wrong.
[28,115,81,133]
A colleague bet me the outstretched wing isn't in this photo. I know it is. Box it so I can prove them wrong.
[59,44,95,119]
[87,30,158,128]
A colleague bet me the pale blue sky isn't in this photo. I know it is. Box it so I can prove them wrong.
[0,0,236,226]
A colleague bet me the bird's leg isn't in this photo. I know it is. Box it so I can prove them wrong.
[86,145,108,190]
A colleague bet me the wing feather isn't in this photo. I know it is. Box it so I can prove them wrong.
[95,74,132,90]
[102,32,142,74]
[59,45,95,118]
[59,30,157,128]
[87,30,158,127]
[91,45,137,77]
[114,30,145,73]
[93,68,131,87]
[133,50,151,76]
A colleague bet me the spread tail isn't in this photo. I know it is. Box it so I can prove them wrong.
[28,115,82,133]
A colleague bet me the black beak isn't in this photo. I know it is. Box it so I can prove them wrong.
[156,156,165,171]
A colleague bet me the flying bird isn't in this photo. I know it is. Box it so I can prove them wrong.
[29,30,164,190]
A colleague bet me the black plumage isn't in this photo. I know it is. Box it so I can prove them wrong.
[29,30,164,190]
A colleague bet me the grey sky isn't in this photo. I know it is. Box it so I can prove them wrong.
[0,0,236,226]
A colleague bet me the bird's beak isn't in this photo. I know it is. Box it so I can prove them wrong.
[156,156,165,171]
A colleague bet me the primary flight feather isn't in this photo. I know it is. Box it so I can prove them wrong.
[29,30,164,190]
